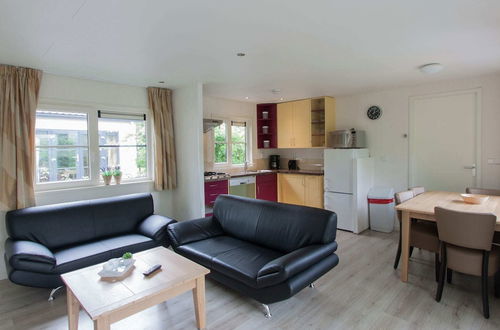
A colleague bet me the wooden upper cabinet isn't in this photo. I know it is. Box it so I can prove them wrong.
[277,97,335,148]
[292,99,312,148]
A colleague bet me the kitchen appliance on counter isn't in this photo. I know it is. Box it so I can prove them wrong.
[204,171,230,180]
[324,149,373,233]
[327,129,366,148]
[288,159,299,170]
[269,155,280,170]
[229,176,256,199]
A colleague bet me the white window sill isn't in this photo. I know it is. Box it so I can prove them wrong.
[35,179,155,196]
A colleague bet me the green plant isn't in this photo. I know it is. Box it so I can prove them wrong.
[122,252,133,259]
[101,167,113,177]
[113,166,122,177]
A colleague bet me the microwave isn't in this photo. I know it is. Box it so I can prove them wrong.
[327,129,366,148]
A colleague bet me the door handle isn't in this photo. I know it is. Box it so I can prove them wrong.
[464,164,476,177]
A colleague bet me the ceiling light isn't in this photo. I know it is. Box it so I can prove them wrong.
[236,52,246,57]
[271,88,281,94]
[419,63,443,74]
[245,96,249,100]
[158,81,165,84]
[280,97,284,101]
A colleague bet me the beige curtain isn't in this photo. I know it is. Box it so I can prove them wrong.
[0,65,43,210]
[147,87,177,190]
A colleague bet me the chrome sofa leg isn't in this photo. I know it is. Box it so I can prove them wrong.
[262,304,272,318]
[48,286,63,301]
[309,282,315,288]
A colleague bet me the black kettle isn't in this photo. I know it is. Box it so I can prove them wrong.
[288,160,299,170]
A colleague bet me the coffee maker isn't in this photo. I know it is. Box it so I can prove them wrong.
[269,155,280,170]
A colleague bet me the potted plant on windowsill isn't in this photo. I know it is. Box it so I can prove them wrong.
[101,167,113,185]
[113,166,122,185]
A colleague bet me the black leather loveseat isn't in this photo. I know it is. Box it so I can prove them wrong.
[4,193,176,290]
[167,195,339,316]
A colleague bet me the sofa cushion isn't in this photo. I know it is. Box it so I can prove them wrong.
[176,236,283,288]
[213,195,337,253]
[91,193,154,239]
[6,200,95,250]
[54,234,156,274]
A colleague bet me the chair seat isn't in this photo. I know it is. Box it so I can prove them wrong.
[176,236,283,288]
[54,234,157,274]
[447,244,500,277]
[410,221,440,253]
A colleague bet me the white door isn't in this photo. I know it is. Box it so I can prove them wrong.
[409,89,481,192]
[325,192,354,231]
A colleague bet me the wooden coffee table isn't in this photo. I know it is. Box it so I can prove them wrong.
[61,247,210,330]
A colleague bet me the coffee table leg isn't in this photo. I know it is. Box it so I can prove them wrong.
[67,287,80,330]
[93,317,110,330]
[192,277,206,329]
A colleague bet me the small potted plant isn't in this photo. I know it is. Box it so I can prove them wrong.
[101,167,113,185]
[113,166,122,184]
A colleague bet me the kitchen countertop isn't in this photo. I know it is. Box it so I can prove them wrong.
[206,169,324,181]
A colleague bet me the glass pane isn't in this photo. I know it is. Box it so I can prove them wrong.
[232,143,246,165]
[99,118,146,146]
[35,111,89,183]
[36,147,89,183]
[99,146,147,179]
[231,124,246,164]
[35,111,88,147]
[214,143,227,163]
[214,122,226,143]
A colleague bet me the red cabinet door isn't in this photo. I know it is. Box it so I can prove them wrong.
[204,180,228,206]
[256,173,277,202]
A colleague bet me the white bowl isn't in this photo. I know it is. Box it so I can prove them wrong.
[461,193,489,204]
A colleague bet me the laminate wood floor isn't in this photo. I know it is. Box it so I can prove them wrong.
[1,230,499,329]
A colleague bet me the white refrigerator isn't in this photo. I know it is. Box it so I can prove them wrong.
[324,149,374,233]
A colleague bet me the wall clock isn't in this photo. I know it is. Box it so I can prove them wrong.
[367,105,382,120]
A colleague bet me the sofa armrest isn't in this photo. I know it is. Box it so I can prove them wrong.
[138,215,177,242]
[5,238,56,267]
[167,216,224,248]
[257,241,338,287]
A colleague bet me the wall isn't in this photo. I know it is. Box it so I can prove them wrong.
[335,73,500,192]
[0,74,204,280]
[171,83,205,220]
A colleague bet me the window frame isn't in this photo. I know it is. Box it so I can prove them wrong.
[212,116,252,168]
[35,102,153,191]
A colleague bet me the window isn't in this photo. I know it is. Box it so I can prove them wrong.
[35,108,150,188]
[35,111,89,183]
[213,119,249,166]
[98,112,147,180]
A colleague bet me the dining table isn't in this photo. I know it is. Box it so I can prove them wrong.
[395,191,500,282]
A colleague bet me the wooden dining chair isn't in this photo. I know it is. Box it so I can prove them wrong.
[394,190,440,281]
[410,186,425,196]
[466,187,500,196]
[435,207,500,319]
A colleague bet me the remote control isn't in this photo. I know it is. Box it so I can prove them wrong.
[143,264,162,276]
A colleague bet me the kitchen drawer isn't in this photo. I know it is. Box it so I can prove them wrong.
[256,173,277,183]
[204,180,228,191]
[204,180,228,205]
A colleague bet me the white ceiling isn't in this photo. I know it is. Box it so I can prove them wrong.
[1,0,499,102]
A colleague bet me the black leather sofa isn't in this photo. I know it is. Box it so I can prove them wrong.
[167,195,338,315]
[4,193,176,289]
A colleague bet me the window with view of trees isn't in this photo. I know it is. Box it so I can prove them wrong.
[214,120,248,166]
[35,109,149,187]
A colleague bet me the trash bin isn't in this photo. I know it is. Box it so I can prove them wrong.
[368,187,395,233]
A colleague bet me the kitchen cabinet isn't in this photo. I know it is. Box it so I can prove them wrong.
[256,173,277,202]
[277,97,335,148]
[204,180,228,206]
[278,173,324,208]
[256,103,277,149]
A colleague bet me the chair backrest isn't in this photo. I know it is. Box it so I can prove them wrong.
[466,187,500,196]
[394,190,414,222]
[434,207,496,251]
[410,186,425,196]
